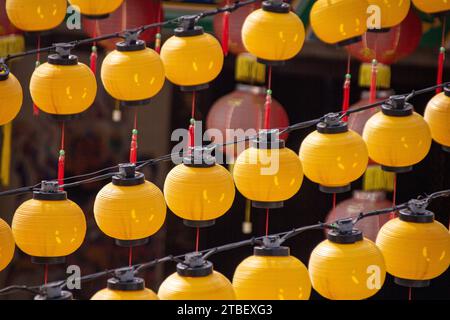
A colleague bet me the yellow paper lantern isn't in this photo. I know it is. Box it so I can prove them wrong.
[363,96,431,172]
[101,40,165,106]
[12,181,86,264]
[310,0,368,45]
[91,276,158,300]
[233,130,303,208]
[233,246,311,300]
[94,164,166,247]
[0,70,22,126]
[30,45,97,117]
[241,1,305,64]
[299,116,368,193]
[160,25,224,91]
[376,207,450,287]
[424,87,450,152]
[6,0,67,31]
[309,225,386,300]
[164,153,235,227]
[0,219,15,272]
[68,0,124,18]
[158,256,235,300]
[412,0,450,13]
[367,0,411,29]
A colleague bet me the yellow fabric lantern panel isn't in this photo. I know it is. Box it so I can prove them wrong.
[164,164,235,224]
[309,238,386,300]
[412,0,450,13]
[12,197,86,258]
[233,147,303,204]
[101,44,165,104]
[0,219,15,272]
[232,252,311,300]
[91,288,159,300]
[310,0,368,45]
[6,0,67,31]
[241,5,305,63]
[424,90,450,151]
[30,61,97,116]
[0,72,22,126]
[376,216,450,283]
[160,31,224,89]
[94,181,166,242]
[158,271,236,300]
[368,0,411,29]
[299,129,368,193]
[68,0,124,17]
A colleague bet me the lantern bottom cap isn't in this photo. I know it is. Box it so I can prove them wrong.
[256,58,286,66]
[252,200,284,209]
[83,13,110,20]
[39,109,86,121]
[381,165,413,173]
[180,83,209,92]
[367,27,391,33]
[183,219,216,228]
[394,277,430,288]
[115,237,149,247]
[442,145,450,153]
[34,291,73,300]
[319,184,351,194]
[120,98,152,107]
[336,36,362,47]
[31,256,66,265]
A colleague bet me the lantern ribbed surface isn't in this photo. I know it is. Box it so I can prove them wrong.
[94,181,166,241]
[0,219,15,272]
[233,147,303,202]
[376,218,450,281]
[310,0,368,45]
[367,0,411,29]
[232,255,311,300]
[160,33,224,88]
[362,112,431,169]
[91,288,159,300]
[299,130,368,189]
[6,0,67,31]
[30,62,97,116]
[101,47,165,103]
[0,73,22,126]
[158,271,236,300]
[424,92,450,149]
[241,9,305,62]
[412,0,450,13]
[309,238,386,300]
[68,0,124,16]
[164,164,235,222]
[12,199,86,258]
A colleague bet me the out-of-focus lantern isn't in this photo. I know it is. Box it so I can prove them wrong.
[424,86,450,152]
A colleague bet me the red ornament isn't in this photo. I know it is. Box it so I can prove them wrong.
[346,9,422,65]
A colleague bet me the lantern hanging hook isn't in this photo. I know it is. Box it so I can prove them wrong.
[53,43,75,59]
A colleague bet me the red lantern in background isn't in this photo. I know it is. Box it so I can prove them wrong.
[83,0,163,51]
[326,191,392,241]
[346,9,422,65]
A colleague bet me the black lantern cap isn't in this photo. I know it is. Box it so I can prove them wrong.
[116,32,146,52]
[251,129,285,149]
[326,218,363,244]
[48,43,78,65]
[33,180,67,201]
[34,286,73,300]
[107,268,145,291]
[112,163,145,186]
[0,63,10,81]
[183,146,216,168]
[262,0,290,13]
[398,199,435,223]
[316,113,348,134]
[174,16,204,37]
[253,236,290,256]
[444,84,450,97]
[176,252,213,277]
[381,95,413,117]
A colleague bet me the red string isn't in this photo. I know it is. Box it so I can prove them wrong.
[57,122,65,190]
[390,174,397,220]
[195,227,200,252]
[44,264,48,285]
[332,193,336,209]
[221,11,230,56]
[188,91,196,151]
[408,287,412,301]
[155,1,162,53]
[436,17,446,94]
[265,208,270,236]
[342,53,351,122]
[263,66,273,129]
[33,35,41,116]
[128,247,133,267]
[129,110,138,164]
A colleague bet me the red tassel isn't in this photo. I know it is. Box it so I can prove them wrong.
[129,129,138,164]
[342,74,351,122]
[188,123,195,149]
[57,150,65,190]
[222,12,230,56]
[436,47,445,94]
[263,90,272,129]
[369,60,378,103]
[33,103,39,116]
[155,33,161,54]
[90,46,97,74]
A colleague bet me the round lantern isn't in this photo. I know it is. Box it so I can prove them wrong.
[68,0,124,18]
[0,69,22,126]
[424,86,450,152]
[309,222,386,300]
[206,83,289,159]
[363,96,432,173]
[299,116,368,193]
[91,276,158,300]
[101,39,165,106]
[6,0,66,31]
[30,44,97,118]
[412,0,450,14]
[12,181,86,264]
[233,130,303,208]
[367,0,411,30]
[376,206,450,287]
[0,219,15,271]
[94,164,166,247]
[310,0,368,46]
[233,245,311,300]
[160,24,223,91]
[164,152,235,227]
[158,255,235,300]
[241,1,305,64]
